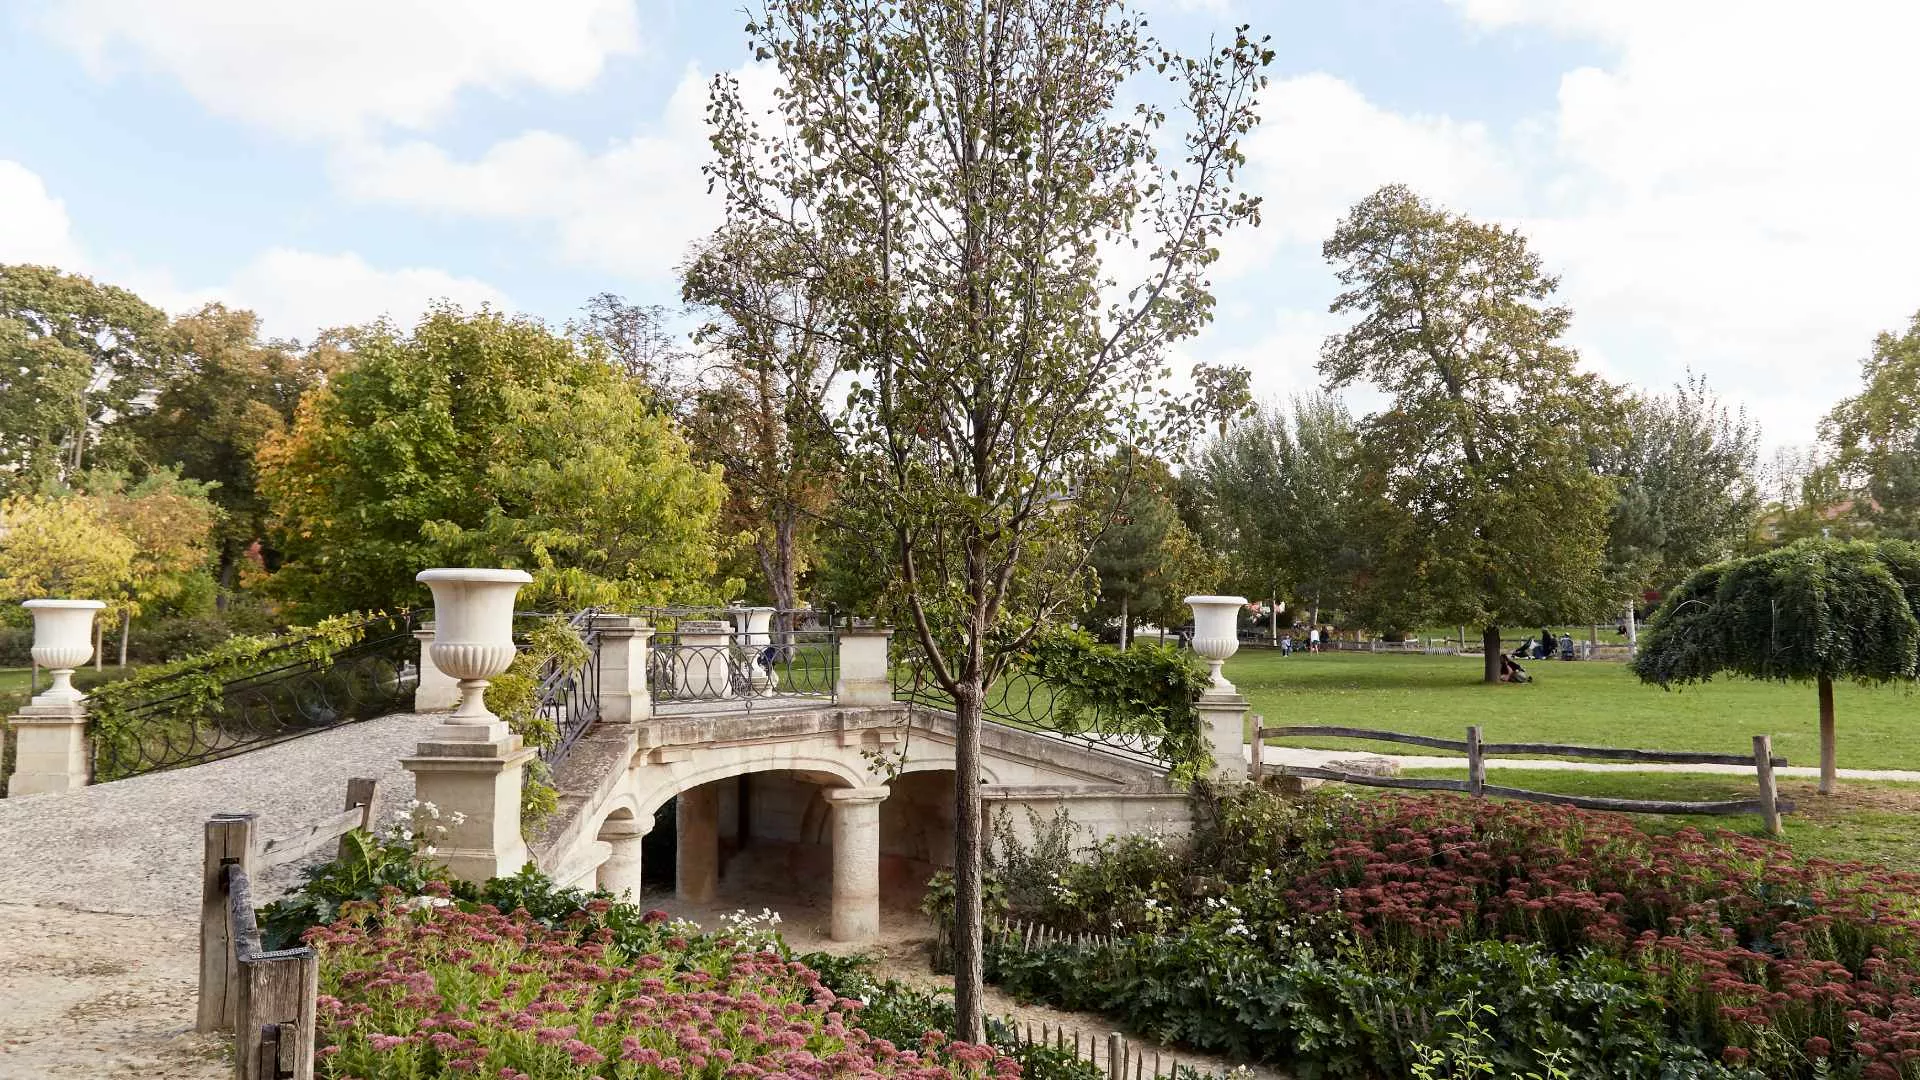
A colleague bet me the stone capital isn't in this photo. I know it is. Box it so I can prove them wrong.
[822,784,891,804]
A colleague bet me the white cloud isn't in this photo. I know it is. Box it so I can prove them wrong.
[210,249,512,342]
[38,0,641,139]
[0,160,84,268]
[0,161,509,341]
[333,63,779,280]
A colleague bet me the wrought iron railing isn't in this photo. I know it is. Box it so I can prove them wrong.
[645,607,836,709]
[537,610,602,766]
[890,646,1166,767]
[91,613,420,781]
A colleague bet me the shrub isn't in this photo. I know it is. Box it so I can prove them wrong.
[982,788,1920,1080]
[311,892,1020,1080]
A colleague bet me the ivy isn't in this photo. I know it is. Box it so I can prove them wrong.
[485,617,592,831]
[84,612,383,781]
[1021,627,1213,783]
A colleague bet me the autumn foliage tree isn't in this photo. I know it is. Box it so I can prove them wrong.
[1319,185,1624,680]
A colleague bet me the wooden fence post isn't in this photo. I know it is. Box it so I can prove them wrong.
[237,950,318,1080]
[1466,726,1485,798]
[338,777,378,861]
[198,813,255,1033]
[1753,735,1782,837]
[1107,1033,1122,1080]
[1250,716,1264,781]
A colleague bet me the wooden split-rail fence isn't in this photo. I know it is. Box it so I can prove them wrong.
[197,777,378,1080]
[1251,722,1793,835]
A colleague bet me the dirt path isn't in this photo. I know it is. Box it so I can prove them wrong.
[0,905,226,1079]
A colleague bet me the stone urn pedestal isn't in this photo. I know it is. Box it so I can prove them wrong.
[1186,594,1251,782]
[7,599,106,797]
[402,569,537,881]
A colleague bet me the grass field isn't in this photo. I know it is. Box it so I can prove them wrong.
[1226,648,1920,772]
[1396,766,1920,867]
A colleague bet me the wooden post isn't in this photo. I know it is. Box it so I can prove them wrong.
[237,950,318,1080]
[338,777,378,861]
[198,814,255,1033]
[1250,716,1264,781]
[1107,1033,1122,1080]
[1466,726,1485,798]
[1753,735,1782,837]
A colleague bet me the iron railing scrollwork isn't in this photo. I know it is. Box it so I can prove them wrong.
[642,606,837,709]
[92,613,420,781]
[536,610,602,766]
[890,647,1168,768]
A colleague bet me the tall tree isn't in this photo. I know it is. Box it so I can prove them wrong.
[0,265,171,491]
[0,492,136,605]
[86,468,223,663]
[1822,310,1920,539]
[1084,454,1218,646]
[256,306,728,618]
[1634,538,1920,794]
[571,293,689,404]
[1319,185,1623,681]
[1601,374,1762,638]
[1194,395,1361,627]
[682,226,840,613]
[111,304,330,591]
[702,0,1269,1038]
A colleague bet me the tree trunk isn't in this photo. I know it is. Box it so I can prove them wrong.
[951,683,986,1042]
[1818,674,1837,795]
[1483,625,1502,683]
[94,619,103,672]
[118,608,130,668]
[1118,596,1128,650]
[1271,592,1279,648]
[1625,598,1638,654]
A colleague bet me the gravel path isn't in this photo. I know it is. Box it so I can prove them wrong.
[1255,744,1920,782]
[0,713,428,1079]
[0,712,426,916]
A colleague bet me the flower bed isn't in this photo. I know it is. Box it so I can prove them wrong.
[973,787,1920,1079]
[311,889,1018,1080]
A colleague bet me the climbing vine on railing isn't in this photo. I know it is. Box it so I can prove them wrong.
[486,618,592,831]
[1021,628,1213,784]
[85,612,386,781]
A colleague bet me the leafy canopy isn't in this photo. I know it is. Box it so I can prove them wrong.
[1822,309,1920,540]
[1319,185,1624,639]
[1632,538,1920,688]
[256,306,728,618]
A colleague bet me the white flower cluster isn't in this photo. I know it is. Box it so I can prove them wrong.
[382,799,468,855]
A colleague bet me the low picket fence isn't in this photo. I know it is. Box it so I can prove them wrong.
[1251,722,1792,835]
[197,778,378,1080]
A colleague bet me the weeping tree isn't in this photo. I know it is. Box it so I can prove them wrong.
[1632,538,1920,793]
[701,0,1270,1039]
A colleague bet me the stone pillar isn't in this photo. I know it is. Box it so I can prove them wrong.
[9,700,90,796]
[824,785,889,942]
[401,569,534,883]
[675,620,734,699]
[835,625,893,706]
[412,621,460,712]
[597,814,654,899]
[589,614,653,724]
[676,783,721,904]
[1197,691,1251,782]
[8,598,105,797]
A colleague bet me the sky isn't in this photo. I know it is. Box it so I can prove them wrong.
[3,0,1918,456]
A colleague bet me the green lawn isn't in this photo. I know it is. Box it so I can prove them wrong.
[1227,648,1920,772]
[1397,766,1920,868]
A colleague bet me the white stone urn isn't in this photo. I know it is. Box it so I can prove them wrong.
[740,606,778,694]
[1185,595,1248,694]
[416,568,532,724]
[22,599,105,704]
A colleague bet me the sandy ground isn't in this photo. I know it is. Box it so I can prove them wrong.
[0,905,226,1080]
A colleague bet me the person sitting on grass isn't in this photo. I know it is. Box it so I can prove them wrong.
[1500,653,1532,683]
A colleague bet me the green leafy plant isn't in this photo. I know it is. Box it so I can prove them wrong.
[85,611,383,780]
[485,616,592,831]
[1021,628,1212,782]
